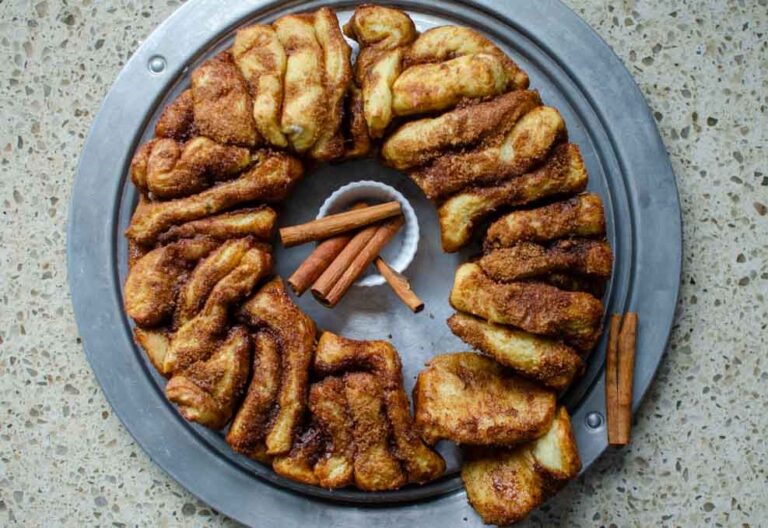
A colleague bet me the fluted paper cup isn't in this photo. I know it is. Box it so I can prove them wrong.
[316,180,419,287]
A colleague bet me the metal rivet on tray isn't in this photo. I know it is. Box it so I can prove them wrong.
[148,55,166,74]
[585,412,603,429]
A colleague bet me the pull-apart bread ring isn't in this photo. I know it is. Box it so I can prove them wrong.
[121,4,612,516]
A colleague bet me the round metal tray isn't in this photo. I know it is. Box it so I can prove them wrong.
[68,0,681,525]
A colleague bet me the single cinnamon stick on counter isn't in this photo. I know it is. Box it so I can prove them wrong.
[374,257,424,313]
[279,201,401,247]
[287,203,368,295]
[606,314,622,446]
[310,224,380,302]
[616,312,638,445]
[317,216,405,307]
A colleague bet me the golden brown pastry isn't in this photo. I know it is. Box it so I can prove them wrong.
[462,407,580,525]
[127,206,153,268]
[447,313,583,391]
[381,90,540,170]
[225,325,445,490]
[314,331,401,384]
[129,141,155,190]
[479,239,614,283]
[464,447,542,525]
[531,408,582,494]
[155,89,195,140]
[272,425,324,485]
[123,237,218,327]
[343,5,417,54]
[343,4,416,86]
[392,53,508,116]
[130,137,252,199]
[344,372,407,491]
[173,238,254,326]
[133,328,170,373]
[361,48,404,139]
[413,352,556,445]
[232,24,288,148]
[343,5,417,138]
[310,7,353,161]
[165,326,251,429]
[162,244,272,375]
[226,331,281,463]
[449,263,604,351]
[314,332,445,483]
[404,25,529,90]
[191,51,260,147]
[274,14,326,153]
[411,105,567,200]
[239,277,317,455]
[484,193,606,249]
[309,376,355,488]
[125,151,302,246]
[437,143,588,252]
[157,207,276,244]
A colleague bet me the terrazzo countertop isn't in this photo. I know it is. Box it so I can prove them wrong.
[1,0,766,526]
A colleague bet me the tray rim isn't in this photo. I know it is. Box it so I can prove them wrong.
[67,0,682,525]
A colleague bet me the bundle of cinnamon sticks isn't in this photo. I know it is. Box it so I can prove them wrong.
[280,201,424,312]
[605,312,638,446]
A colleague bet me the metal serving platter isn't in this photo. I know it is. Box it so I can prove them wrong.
[68,0,681,525]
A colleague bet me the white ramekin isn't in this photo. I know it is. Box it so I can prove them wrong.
[315,180,419,287]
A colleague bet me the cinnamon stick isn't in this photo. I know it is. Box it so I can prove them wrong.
[616,312,638,445]
[317,216,405,307]
[374,257,424,313]
[287,203,367,295]
[606,314,622,446]
[279,201,401,247]
[310,224,380,302]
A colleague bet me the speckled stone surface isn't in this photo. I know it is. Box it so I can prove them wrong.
[0,0,766,526]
